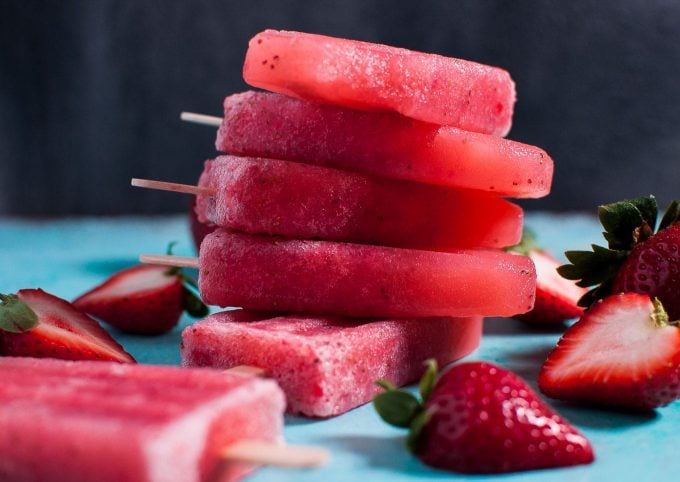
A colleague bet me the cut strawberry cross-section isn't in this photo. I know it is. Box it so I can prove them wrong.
[0,289,135,363]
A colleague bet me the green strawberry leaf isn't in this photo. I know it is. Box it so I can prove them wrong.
[0,294,38,333]
[373,389,421,428]
[418,359,438,403]
[183,287,209,318]
[659,200,680,231]
[598,196,657,250]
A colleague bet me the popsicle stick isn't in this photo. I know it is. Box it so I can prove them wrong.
[223,440,330,468]
[226,365,266,377]
[180,111,223,126]
[140,254,199,269]
[131,178,215,196]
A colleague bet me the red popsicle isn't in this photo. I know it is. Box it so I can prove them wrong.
[216,91,552,198]
[243,30,515,136]
[182,311,483,417]
[192,229,536,318]
[194,156,523,250]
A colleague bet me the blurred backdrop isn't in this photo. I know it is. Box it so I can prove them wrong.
[2,0,680,216]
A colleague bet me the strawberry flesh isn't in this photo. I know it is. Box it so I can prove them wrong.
[516,250,586,325]
[539,293,680,410]
[612,223,680,320]
[418,361,593,473]
[0,289,134,363]
[73,265,184,335]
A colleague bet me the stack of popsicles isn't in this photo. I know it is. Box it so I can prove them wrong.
[160,30,554,417]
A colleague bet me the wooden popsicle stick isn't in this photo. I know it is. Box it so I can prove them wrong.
[131,178,216,196]
[180,111,223,126]
[223,440,330,468]
[140,254,199,269]
[226,365,267,377]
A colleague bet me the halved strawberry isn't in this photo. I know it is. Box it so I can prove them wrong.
[73,262,208,335]
[374,360,593,474]
[559,196,680,319]
[539,293,680,410]
[508,231,586,325]
[0,289,135,363]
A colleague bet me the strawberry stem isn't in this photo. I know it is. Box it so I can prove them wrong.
[652,298,670,327]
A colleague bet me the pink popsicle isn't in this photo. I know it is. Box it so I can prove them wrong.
[216,91,553,198]
[0,357,285,482]
[198,229,536,317]
[181,310,483,417]
[195,156,523,250]
[243,30,515,136]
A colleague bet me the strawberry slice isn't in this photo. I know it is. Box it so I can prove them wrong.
[0,289,135,363]
[374,360,594,473]
[539,292,680,410]
[73,262,207,335]
[508,231,586,325]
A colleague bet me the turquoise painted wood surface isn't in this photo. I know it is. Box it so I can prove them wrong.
[0,213,677,481]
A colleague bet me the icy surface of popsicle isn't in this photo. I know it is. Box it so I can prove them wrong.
[0,357,285,482]
[198,229,536,317]
[195,156,523,250]
[182,311,483,417]
[243,30,515,136]
[216,91,552,198]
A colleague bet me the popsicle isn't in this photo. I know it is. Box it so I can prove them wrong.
[181,310,483,417]
[0,357,314,482]
[212,91,552,198]
[243,30,515,136]
[136,156,523,250]
[144,229,536,317]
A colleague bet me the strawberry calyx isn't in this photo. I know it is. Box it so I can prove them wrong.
[164,242,209,318]
[504,228,539,256]
[0,293,38,333]
[373,359,438,453]
[558,196,680,308]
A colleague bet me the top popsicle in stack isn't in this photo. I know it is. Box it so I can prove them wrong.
[169,29,553,416]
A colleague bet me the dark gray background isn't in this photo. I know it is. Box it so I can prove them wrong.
[2,0,679,216]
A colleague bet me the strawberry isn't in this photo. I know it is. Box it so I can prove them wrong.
[73,245,208,335]
[507,230,586,326]
[0,288,135,363]
[539,293,680,410]
[559,196,680,319]
[374,360,594,474]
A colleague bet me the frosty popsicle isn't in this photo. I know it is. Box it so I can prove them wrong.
[136,155,523,250]
[0,357,329,482]
[243,30,516,136]
[181,310,483,417]
[210,91,552,198]
[143,229,536,317]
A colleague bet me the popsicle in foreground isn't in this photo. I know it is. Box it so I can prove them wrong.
[244,30,516,136]
[215,91,552,198]
[193,155,523,250]
[0,357,286,482]
[182,311,483,417]
[189,229,536,317]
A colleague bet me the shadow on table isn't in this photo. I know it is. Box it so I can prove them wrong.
[483,317,569,336]
[322,434,451,477]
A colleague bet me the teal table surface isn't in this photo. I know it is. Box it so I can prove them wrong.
[1,212,677,481]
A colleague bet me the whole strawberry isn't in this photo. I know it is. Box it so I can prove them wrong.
[373,360,594,474]
[507,230,586,326]
[73,244,208,335]
[559,196,680,318]
[539,293,680,410]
